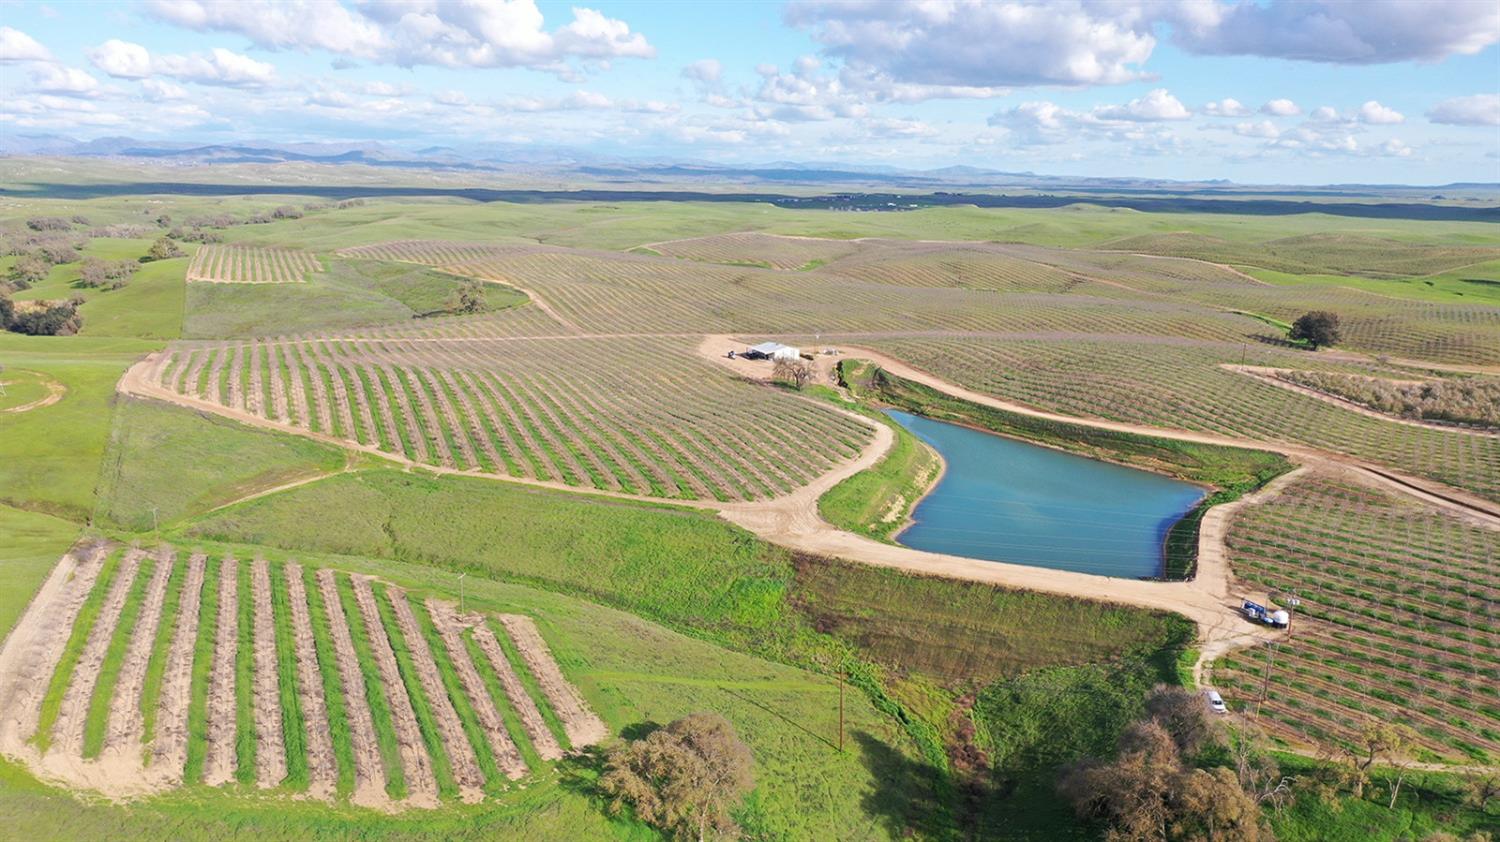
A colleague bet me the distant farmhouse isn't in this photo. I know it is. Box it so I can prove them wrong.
[743,341,801,361]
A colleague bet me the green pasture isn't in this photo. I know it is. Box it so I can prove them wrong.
[0,505,82,638]
[94,396,345,532]
[183,259,526,338]
[0,367,53,410]
[0,336,156,520]
[1243,265,1500,305]
[11,238,187,339]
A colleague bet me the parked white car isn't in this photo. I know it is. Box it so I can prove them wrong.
[1205,690,1228,714]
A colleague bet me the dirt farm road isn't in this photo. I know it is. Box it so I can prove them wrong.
[1,371,67,415]
[118,331,1500,687]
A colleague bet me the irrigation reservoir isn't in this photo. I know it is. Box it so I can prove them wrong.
[885,410,1205,578]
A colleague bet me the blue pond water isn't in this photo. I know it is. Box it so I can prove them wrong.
[885,410,1206,578]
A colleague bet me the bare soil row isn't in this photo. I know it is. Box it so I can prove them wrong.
[0,545,609,808]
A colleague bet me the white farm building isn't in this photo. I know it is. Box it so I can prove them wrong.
[744,341,801,361]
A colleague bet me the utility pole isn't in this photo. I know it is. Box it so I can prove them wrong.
[458,571,467,614]
[1256,641,1278,719]
[838,669,845,753]
[150,505,159,532]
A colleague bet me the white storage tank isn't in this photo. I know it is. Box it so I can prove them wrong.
[1271,610,1291,628]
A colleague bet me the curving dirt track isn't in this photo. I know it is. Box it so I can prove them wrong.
[119,330,1500,695]
[699,336,1499,678]
[0,370,67,414]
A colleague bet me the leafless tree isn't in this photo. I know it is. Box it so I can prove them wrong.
[1338,722,1417,800]
[599,713,755,841]
[1231,722,1294,815]
[1463,770,1500,811]
[1145,684,1222,757]
[1060,721,1263,842]
[772,357,815,390]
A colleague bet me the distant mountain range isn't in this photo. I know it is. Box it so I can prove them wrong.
[2,133,1496,198]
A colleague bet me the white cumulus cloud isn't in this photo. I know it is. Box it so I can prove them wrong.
[88,39,276,88]
[1261,98,1301,116]
[89,39,154,78]
[1357,100,1405,124]
[783,0,1499,104]
[27,64,101,97]
[1427,93,1500,126]
[752,57,869,121]
[1233,120,1281,139]
[682,59,723,85]
[147,0,653,77]
[1202,98,1251,117]
[786,0,1154,89]
[141,78,188,101]
[1094,89,1191,121]
[988,100,1078,145]
[1308,105,1340,123]
[1379,138,1413,157]
[1168,0,1499,64]
[0,26,52,62]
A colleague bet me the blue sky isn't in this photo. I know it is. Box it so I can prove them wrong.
[2,0,1498,184]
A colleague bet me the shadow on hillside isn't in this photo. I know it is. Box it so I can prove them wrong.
[854,730,955,839]
[722,688,837,751]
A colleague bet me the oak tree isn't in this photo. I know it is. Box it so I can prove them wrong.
[1290,311,1342,349]
[599,713,755,841]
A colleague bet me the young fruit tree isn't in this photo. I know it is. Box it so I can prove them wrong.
[599,713,755,841]
[1289,311,1342,349]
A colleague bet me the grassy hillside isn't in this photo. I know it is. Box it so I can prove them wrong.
[184,259,527,338]
[818,408,942,542]
[94,397,346,531]
[180,461,1196,834]
[1,541,920,840]
[10,238,187,339]
[0,505,82,638]
[0,336,157,520]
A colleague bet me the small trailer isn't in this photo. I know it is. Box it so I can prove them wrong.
[1242,600,1290,629]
